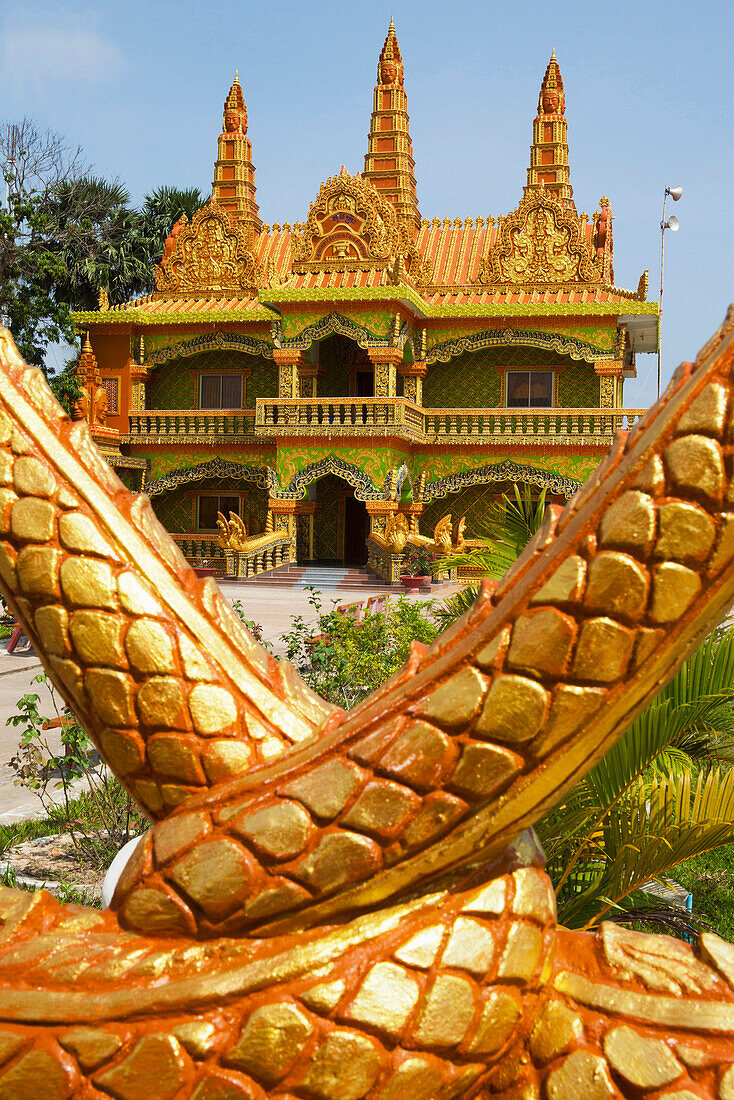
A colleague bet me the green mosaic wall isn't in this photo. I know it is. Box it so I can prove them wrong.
[556,361,600,408]
[421,484,501,540]
[147,352,275,410]
[152,490,195,533]
[313,475,343,559]
[247,359,277,405]
[423,348,600,410]
[151,477,269,534]
[317,336,353,398]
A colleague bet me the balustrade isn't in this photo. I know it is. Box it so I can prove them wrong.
[421,407,645,442]
[128,403,645,445]
[171,532,294,580]
[128,410,256,441]
[255,397,424,439]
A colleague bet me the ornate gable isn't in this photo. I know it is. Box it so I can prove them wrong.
[291,171,400,272]
[155,201,260,297]
[478,190,601,287]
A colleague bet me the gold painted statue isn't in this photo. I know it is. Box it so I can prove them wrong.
[384,512,409,553]
[216,510,248,552]
[0,311,733,1095]
[433,513,453,553]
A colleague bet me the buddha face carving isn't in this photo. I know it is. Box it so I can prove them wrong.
[542,89,560,113]
[224,109,245,134]
[380,60,397,84]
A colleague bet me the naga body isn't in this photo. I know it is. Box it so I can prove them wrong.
[0,312,734,1096]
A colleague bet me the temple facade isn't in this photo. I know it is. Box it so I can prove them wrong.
[73,24,657,579]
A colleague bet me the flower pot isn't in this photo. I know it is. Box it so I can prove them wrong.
[193,567,218,579]
[400,575,431,591]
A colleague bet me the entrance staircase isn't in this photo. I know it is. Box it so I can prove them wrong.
[235,565,396,590]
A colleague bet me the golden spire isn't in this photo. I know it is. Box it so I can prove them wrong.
[211,72,262,240]
[524,51,575,212]
[362,19,420,233]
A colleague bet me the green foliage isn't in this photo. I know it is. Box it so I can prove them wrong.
[0,184,75,369]
[675,844,734,942]
[537,628,734,932]
[279,587,438,710]
[433,583,482,632]
[6,672,145,872]
[140,186,206,268]
[444,484,548,579]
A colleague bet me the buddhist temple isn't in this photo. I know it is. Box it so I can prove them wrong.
[73,23,657,581]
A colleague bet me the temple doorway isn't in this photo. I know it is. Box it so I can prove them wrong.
[304,474,369,565]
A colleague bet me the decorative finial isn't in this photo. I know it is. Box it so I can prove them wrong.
[538,49,565,115]
[223,74,247,135]
[378,17,403,85]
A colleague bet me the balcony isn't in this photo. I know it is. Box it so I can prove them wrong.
[254,397,424,439]
[255,399,645,444]
[125,410,256,443]
[124,401,646,447]
[422,407,645,444]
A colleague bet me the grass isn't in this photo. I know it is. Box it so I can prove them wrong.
[674,844,734,941]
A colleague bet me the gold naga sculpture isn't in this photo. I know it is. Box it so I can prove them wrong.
[1,311,734,1096]
[383,512,409,554]
[216,510,249,553]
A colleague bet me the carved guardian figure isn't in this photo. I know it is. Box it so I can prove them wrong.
[0,312,733,1095]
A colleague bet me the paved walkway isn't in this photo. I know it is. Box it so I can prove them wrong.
[0,579,447,823]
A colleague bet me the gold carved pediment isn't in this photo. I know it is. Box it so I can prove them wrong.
[478,191,601,287]
[154,202,261,297]
[292,172,400,272]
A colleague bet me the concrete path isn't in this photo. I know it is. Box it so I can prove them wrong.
[0,579,449,823]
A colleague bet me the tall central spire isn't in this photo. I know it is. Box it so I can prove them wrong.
[362,20,420,232]
[211,73,262,240]
[524,51,575,212]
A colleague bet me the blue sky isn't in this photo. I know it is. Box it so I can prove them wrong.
[1,0,731,408]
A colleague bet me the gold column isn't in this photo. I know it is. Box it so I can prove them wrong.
[299,363,323,399]
[368,348,402,399]
[595,362,623,408]
[273,350,304,399]
[400,360,426,405]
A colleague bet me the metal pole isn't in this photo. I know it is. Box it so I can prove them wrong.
[657,189,668,400]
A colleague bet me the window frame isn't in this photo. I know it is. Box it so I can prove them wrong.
[196,493,243,532]
[198,372,244,410]
[504,369,555,409]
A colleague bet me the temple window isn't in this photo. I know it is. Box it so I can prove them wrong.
[199,373,243,409]
[197,494,241,530]
[506,370,554,408]
[101,377,119,415]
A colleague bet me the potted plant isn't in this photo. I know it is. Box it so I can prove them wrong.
[400,547,436,590]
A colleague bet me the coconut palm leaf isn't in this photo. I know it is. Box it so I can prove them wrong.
[537,626,734,929]
[558,768,734,930]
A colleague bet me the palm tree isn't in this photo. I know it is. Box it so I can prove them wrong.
[434,484,548,629]
[140,186,206,267]
[536,627,734,933]
[43,176,151,308]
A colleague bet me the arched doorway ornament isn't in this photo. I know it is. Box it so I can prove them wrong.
[278,454,384,501]
[423,459,581,502]
[144,458,277,498]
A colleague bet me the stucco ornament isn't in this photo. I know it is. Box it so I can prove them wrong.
[0,311,733,1094]
[154,201,261,296]
[479,189,602,286]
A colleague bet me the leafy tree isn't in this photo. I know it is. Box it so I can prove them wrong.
[42,176,152,309]
[0,186,75,369]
